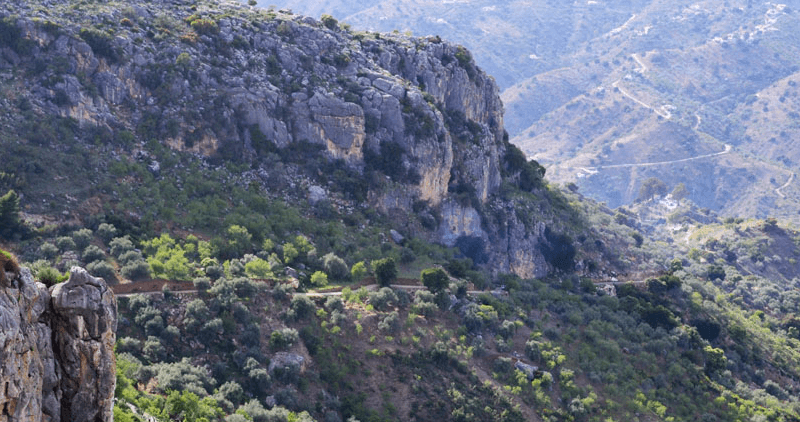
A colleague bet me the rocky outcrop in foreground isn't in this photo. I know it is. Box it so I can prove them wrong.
[0,265,116,422]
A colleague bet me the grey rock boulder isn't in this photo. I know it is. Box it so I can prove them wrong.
[268,352,305,375]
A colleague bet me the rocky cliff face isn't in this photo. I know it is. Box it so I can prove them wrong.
[0,265,116,422]
[1,0,576,278]
[6,2,503,203]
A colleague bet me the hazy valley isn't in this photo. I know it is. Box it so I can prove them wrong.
[275,0,800,221]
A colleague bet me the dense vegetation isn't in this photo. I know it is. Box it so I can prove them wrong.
[107,232,800,421]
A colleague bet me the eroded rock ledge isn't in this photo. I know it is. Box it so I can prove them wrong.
[0,266,116,422]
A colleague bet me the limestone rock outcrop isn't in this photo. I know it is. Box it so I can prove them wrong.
[51,267,117,422]
[0,266,116,422]
[1,1,564,278]
[0,267,46,422]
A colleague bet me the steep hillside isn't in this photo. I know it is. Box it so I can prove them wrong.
[0,0,621,280]
[273,0,800,222]
[110,214,800,422]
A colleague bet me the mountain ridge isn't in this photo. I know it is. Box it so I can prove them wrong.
[273,0,800,222]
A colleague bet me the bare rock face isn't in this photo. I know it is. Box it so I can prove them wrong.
[0,266,116,422]
[0,267,46,422]
[50,267,117,422]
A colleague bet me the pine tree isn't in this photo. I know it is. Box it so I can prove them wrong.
[0,190,23,239]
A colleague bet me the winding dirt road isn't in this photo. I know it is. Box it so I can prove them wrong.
[578,143,731,174]
[612,53,672,119]
[612,79,672,119]
[776,173,795,198]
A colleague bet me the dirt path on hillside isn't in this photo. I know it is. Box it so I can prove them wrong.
[611,52,672,119]
[608,14,637,36]
[612,79,672,119]
[631,53,649,73]
[112,279,197,297]
[574,143,731,176]
[776,172,795,198]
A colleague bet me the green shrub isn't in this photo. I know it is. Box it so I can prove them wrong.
[200,318,224,342]
[703,346,727,374]
[493,357,513,374]
[350,261,367,281]
[143,336,166,362]
[631,231,644,247]
[276,21,291,37]
[498,320,517,340]
[310,271,329,287]
[150,358,214,395]
[185,299,210,320]
[72,228,93,249]
[368,287,398,311]
[145,315,164,336]
[0,190,26,240]
[421,268,449,294]
[399,247,416,264]
[190,18,219,36]
[109,236,134,257]
[36,266,67,287]
[412,290,437,316]
[225,225,253,258]
[325,296,344,312]
[205,264,224,280]
[216,381,245,407]
[231,276,260,298]
[193,277,211,293]
[97,223,117,242]
[445,258,471,278]
[121,260,151,280]
[320,14,338,30]
[38,242,58,260]
[323,253,349,280]
[116,337,143,354]
[289,295,315,319]
[82,245,106,263]
[237,399,270,422]
[245,257,273,278]
[0,17,35,55]
[454,46,472,67]
[55,236,76,251]
[373,257,397,287]
[502,144,545,191]
[87,260,115,281]
[118,250,144,265]
[79,28,119,63]
[378,311,400,333]
[269,328,299,350]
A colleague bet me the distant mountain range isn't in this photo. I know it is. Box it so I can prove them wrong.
[271,0,800,222]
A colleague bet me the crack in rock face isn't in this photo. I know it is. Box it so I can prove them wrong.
[1,266,116,422]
